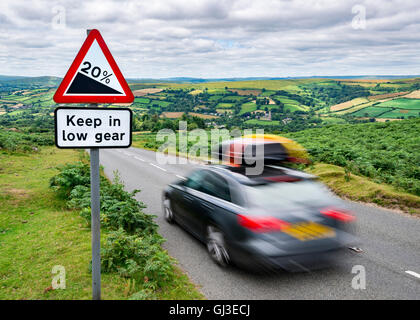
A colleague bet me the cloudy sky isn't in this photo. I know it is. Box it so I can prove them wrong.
[1,0,420,78]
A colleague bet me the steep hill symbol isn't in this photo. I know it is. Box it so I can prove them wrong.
[67,72,122,94]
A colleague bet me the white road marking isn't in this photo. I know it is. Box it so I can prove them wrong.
[134,156,145,162]
[405,270,420,279]
[150,163,167,172]
[176,175,186,180]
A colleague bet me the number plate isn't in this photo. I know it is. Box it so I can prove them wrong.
[283,221,336,241]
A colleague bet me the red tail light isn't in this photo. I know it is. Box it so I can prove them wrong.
[321,208,355,222]
[237,214,290,233]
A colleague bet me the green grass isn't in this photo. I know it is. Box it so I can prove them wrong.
[239,102,257,115]
[207,89,228,94]
[216,103,233,109]
[320,117,347,124]
[376,98,420,110]
[334,101,376,115]
[221,96,246,102]
[283,104,301,112]
[149,100,170,108]
[208,95,224,102]
[272,95,308,112]
[350,106,389,117]
[245,119,280,126]
[216,109,233,114]
[0,147,203,300]
[134,97,150,104]
[6,110,24,116]
[378,109,420,119]
[260,90,276,97]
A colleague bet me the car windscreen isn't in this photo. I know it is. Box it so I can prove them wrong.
[244,180,338,210]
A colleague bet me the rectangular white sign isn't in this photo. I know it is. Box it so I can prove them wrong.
[55,107,132,148]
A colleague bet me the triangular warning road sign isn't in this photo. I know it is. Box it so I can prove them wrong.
[54,29,134,104]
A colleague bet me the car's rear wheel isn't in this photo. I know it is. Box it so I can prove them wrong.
[206,225,230,267]
[163,198,175,223]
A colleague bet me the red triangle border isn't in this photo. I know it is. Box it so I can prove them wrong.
[53,29,134,104]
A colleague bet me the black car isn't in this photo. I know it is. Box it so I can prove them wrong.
[162,165,357,272]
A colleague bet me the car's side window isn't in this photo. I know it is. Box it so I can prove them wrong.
[184,170,206,191]
[199,172,231,202]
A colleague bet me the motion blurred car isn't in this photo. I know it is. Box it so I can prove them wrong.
[213,133,310,166]
[162,164,357,272]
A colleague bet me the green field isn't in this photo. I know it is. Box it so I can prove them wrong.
[207,88,229,94]
[260,90,276,96]
[216,102,233,109]
[7,110,24,116]
[149,100,170,108]
[221,95,246,102]
[208,95,224,101]
[134,97,150,104]
[380,109,420,118]
[216,109,233,114]
[319,117,347,124]
[348,98,420,118]
[245,119,280,126]
[350,106,390,117]
[376,98,420,110]
[272,95,309,112]
[239,102,257,115]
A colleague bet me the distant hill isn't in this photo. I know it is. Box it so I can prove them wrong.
[126,75,420,84]
[2,74,420,85]
[0,76,62,87]
[0,75,28,81]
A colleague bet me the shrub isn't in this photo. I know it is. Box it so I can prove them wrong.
[101,228,176,288]
[49,162,91,198]
[65,170,157,234]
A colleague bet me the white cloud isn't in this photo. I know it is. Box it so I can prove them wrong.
[1,0,420,78]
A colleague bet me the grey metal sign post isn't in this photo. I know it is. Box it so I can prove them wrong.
[89,104,101,301]
[53,28,134,300]
[88,27,101,300]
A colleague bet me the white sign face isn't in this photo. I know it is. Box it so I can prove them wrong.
[63,39,125,96]
[55,107,132,148]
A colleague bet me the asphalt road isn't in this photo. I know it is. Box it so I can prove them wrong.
[100,147,420,299]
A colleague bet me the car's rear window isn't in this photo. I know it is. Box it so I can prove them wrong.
[244,180,336,209]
